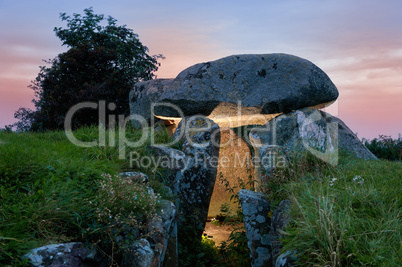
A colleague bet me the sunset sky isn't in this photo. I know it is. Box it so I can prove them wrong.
[0,0,401,139]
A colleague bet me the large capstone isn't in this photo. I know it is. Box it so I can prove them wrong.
[130,54,339,128]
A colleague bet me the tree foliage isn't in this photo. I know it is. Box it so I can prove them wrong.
[15,7,163,131]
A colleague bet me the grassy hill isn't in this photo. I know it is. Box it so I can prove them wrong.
[0,128,400,266]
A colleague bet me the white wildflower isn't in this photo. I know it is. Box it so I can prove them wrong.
[352,175,364,185]
[329,177,338,186]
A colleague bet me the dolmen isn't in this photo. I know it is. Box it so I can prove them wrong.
[129,54,376,262]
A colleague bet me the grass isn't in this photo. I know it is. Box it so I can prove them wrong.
[265,151,401,266]
[0,126,171,265]
[1,127,400,266]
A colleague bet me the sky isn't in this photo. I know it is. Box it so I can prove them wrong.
[0,0,401,139]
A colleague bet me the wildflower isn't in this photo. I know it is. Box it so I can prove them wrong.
[329,177,337,186]
[352,175,364,185]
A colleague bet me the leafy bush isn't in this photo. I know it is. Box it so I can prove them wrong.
[364,135,402,161]
[14,8,163,131]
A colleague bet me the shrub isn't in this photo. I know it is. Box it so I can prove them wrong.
[364,135,402,161]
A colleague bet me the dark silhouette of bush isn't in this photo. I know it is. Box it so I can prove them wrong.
[14,7,163,131]
[364,135,402,161]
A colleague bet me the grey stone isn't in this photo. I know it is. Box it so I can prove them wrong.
[320,110,377,160]
[121,239,154,267]
[121,199,177,267]
[259,145,289,182]
[130,54,338,128]
[119,171,149,183]
[129,78,174,128]
[172,116,220,238]
[163,185,174,199]
[250,108,376,179]
[239,189,272,267]
[22,242,102,267]
[270,200,292,264]
[164,217,178,267]
[147,145,187,171]
[275,251,296,267]
[148,200,177,267]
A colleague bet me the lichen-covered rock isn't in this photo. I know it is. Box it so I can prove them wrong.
[172,116,220,238]
[130,78,174,128]
[22,242,101,267]
[148,200,177,267]
[250,107,337,159]
[130,54,338,128]
[239,189,272,267]
[122,239,154,267]
[250,108,377,177]
[122,200,178,267]
[258,145,289,184]
[320,110,377,160]
[275,251,296,267]
[147,145,187,172]
[271,200,292,264]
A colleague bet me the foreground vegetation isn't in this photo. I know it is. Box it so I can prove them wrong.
[0,127,171,265]
[265,150,401,266]
[1,129,401,266]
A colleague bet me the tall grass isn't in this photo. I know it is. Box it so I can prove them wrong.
[267,151,401,266]
[0,126,171,265]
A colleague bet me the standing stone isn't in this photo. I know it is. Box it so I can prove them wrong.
[257,145,289,189]
[172,116,221,238]
[239,189,272,267]
[147,145,187,172]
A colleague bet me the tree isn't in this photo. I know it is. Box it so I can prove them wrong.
[15,7,163,131]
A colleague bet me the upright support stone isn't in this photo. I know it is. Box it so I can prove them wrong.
[249,131,264,191]
[239,189,272,267]
[172,116,220,238]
